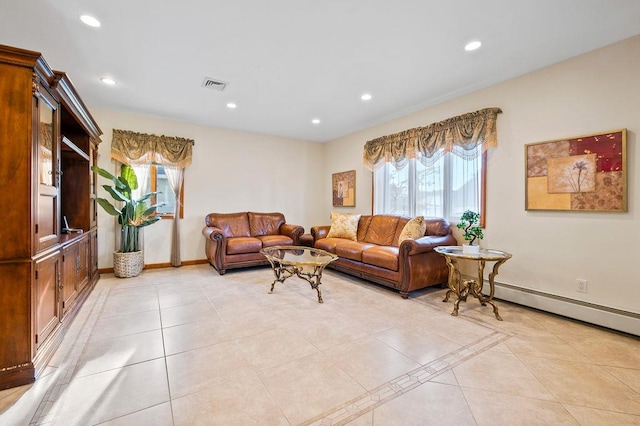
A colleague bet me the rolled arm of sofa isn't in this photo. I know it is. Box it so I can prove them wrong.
[202,226,227,268]
[400,234,458,255]
[280,223,304,244]
[311,225,330,241]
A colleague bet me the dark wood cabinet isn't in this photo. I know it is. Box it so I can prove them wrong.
[0,44,102,390]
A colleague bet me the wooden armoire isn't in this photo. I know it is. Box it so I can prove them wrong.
[0,44,102,390]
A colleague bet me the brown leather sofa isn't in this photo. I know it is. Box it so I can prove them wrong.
[202,212,304,274]
[311,215,457,298]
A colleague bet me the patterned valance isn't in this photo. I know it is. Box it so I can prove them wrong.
[363,107,502,170]
[111,129,195,168]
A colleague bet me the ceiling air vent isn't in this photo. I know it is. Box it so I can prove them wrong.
[201,77,228,91]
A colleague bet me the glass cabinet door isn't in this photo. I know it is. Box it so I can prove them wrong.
[35,88,60,252]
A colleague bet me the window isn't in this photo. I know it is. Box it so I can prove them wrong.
[373,146,486,226]
[133,164,184,219]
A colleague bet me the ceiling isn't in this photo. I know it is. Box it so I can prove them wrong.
[2,1,640,142]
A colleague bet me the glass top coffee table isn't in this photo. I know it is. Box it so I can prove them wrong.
[260,246,338,303]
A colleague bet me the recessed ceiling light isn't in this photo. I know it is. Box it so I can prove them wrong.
[361,93,372,101]
[464,40,482,51]
[311,118,321,125]
[100,77,116,85]
[80,15,101,27]
[226,102,237,109]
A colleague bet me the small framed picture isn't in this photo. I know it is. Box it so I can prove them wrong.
[332,170,356,207]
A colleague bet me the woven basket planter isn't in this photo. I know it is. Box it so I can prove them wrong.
[113,251,144,278]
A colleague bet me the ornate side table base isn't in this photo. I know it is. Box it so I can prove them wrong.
[436,247,512,321]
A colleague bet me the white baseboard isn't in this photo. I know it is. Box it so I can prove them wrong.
[494,282,639,336]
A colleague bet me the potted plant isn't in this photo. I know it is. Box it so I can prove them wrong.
[456,210,484,254]
[92,164,164,277]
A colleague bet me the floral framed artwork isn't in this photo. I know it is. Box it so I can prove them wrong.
[332,170,356,207]
[525,129,627,212]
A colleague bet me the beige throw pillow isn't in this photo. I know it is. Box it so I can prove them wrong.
[398,216,426,244]
[326,212,361,241]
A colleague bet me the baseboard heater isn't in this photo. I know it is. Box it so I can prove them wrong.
[494,282,639,337]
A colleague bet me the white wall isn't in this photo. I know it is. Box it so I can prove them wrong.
[323,35,639,314]
[92,109,325,268]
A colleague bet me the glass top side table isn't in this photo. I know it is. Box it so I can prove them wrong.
[434,246,512,320]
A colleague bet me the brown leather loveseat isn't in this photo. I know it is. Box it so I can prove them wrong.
[202,212,304,274]
[311,214,457,298]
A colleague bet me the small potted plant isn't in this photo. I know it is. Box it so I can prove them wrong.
[457,210,484,254]
[92,164,164,277]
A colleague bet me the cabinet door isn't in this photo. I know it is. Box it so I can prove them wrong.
[89,230,99,282]
[34,88,60,253]
[34,251,60,348]
[61,243,78,315]
[77,236,90,292]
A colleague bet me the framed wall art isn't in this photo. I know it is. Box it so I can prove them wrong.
[525,129,627,212]
[332,170,356,207]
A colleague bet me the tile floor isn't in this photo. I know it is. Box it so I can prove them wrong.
[1,264,639,425]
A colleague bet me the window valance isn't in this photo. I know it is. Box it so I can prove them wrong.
[363,107,502,170]
[111,129,195,168]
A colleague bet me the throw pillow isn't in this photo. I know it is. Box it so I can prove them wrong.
[398,216,426,244]
[326,212,361,241]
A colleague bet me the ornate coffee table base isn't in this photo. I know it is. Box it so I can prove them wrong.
[435,247,512,321]
[261,246,338,304]
[268,264,328,303]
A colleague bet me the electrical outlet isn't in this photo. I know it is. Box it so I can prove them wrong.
[576,278,588,293]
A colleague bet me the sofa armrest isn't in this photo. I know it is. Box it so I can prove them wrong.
[202,226,226,242]
[400,234,458,255]
[280,223,304,244]
[311,225,331,241]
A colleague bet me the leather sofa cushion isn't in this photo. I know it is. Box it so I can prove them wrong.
[335,241,376,262]
[314,237,343,253]
[362,246,399,271]
[257,234,293,248]
[227,237,262,254]
[249,212,285,236]
[362,215,400,246]
[207,212,251,238]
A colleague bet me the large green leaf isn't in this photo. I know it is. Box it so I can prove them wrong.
[96,198,120,216]
[120,164,139,191]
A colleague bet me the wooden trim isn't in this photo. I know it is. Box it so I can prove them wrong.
[98,258,208,274]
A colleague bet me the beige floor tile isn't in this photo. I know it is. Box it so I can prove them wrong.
[453,350,556,401]
[286,311,370,351]
[100,291,160,316]
[504,333,592,363]
[160,300,218,328]
[345,410,373,425]
[74,329,165,378]
[562,330,640,368]
[162,318,234,355]
[90,309,162,342]
[372,382,476,426]
[258,352,366,425]
[166,341,251,399]
[604,365,640,393]
[53,358,169,425]
[325,336,421,390]
[520,355,640,415]
[158,287,208,309]
[462,387,578,425]
[563,404,640,425]
[236,326,319,371]
[375,325,462,365]
[171,369,288,426]
[97,402,173,426]
[430,369,459,386]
